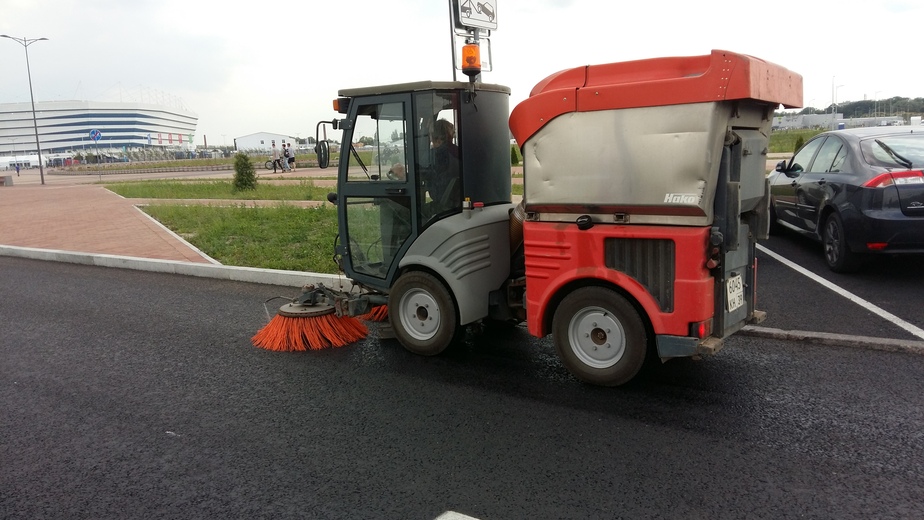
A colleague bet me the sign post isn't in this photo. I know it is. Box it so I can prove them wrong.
[449,0,497,81]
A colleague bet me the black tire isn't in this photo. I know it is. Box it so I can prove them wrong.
[552,287,647,387]
[264,160,274,171]
[389,271,461,356]
[822,212,862,273]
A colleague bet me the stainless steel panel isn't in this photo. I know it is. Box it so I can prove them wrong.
[522,101,774,227]
[523,103,731,226]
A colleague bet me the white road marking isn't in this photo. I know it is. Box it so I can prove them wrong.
[757,244,924,341]
[435,512,481,520]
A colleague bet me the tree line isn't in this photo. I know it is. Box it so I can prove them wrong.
[777,96,924,119]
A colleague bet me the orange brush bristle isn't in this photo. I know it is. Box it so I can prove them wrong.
[358,305,389,322]
[252,307,368,351]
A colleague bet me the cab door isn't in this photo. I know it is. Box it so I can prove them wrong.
[336,95,419,292]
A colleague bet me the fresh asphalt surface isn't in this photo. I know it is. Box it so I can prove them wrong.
[2,249,924,518]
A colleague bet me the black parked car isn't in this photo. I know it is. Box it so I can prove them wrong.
[768,126,924,272]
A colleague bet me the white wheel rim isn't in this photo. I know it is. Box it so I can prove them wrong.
[398,288,441,341]
[567,306,626,369]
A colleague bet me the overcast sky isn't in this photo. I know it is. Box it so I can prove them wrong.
[2,0,920,147]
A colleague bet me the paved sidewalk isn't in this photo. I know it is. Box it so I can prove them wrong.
[0,183,215,263]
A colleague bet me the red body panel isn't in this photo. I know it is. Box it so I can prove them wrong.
[523,221,715,339]
[509,49,803,147]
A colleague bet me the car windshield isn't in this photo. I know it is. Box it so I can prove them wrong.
[861,134,924,169]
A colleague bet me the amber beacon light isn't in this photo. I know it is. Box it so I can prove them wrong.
[461,43,481,78]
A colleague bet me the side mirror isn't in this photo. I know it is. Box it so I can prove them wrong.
[316,140,330,169]
[775,160,787,172]
[327,192,338,205]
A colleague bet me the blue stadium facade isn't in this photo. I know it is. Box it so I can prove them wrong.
[0,100,198,155]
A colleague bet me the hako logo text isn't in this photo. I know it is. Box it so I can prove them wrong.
[663,193,699,204]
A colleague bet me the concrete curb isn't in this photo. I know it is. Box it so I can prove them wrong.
[740,325,924,354]
[4,244,921,354]
[0,245,356,291]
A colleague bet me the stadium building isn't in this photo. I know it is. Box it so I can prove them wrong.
[0,100,198,162]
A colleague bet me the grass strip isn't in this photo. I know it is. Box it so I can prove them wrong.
[141,204,341,273]
[106,179,331,200]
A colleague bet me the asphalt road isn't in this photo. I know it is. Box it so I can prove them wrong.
[2,256,923,519]
[757,232,924,342]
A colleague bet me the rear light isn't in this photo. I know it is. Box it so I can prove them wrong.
[690,319,713,339]
[866,242,889,251]
[863,170,924,188]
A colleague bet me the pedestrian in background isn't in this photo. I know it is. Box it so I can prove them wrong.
[15,164,20,176]
[271,143,282,173]
[281,142,291,172]
[287,143,296,172]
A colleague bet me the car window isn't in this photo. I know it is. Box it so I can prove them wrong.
[860,134,924,168]
[812,136,845,173]
[829,146,848,172]
[789,136,826,173]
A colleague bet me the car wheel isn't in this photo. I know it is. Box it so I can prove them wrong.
[552,287,647,387]
[823,212,862,273]
[389,271,461,356]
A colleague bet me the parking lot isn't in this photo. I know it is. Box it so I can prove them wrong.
[756,231,923,345]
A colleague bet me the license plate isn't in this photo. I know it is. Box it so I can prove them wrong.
[726,274,744,312]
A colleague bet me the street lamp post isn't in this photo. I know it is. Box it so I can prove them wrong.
[833,84,844,129]
[1,34,49,185]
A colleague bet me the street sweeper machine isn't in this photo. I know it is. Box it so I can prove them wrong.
[254,49,802,387]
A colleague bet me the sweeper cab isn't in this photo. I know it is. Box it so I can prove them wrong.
[298,50,802,386]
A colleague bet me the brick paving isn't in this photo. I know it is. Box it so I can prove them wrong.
[0,184,215,263]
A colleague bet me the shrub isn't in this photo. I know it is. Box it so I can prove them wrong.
[793,136,805,154]
[233,152,257,191]
[510,144,521,166]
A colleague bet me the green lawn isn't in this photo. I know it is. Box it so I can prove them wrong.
[769,128,825,154]
[142,204,342,273]
[105,179,330,200]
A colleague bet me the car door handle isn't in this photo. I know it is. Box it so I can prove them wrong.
[790,180,798,187]
[818,178,826,185]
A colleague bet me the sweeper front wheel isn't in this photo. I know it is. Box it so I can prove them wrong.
[389,271,461,356]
